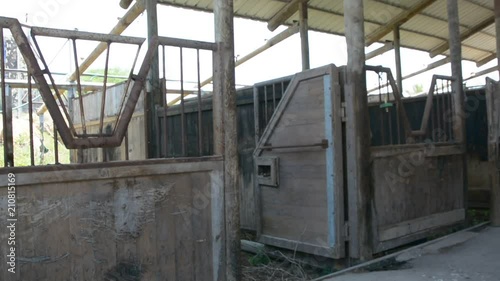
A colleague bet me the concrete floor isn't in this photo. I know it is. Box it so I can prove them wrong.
[323,227,500,281]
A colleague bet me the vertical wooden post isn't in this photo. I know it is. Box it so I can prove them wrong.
[214,0,240,279]
[492,0,500,227]
[146,0,161,158]
[299,1,310,71]
[447,0,465,144]
[344,0,372,260]
[447,0,468,220]
[394,26,403,94]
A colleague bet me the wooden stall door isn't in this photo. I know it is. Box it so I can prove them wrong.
[254,65,346,259]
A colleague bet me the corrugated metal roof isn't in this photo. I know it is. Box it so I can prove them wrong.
[157,0,497,63]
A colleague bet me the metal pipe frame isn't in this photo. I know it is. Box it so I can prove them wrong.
[0,16,159,149]
[31,27,145,45]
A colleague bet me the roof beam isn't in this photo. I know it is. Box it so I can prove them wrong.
[267,0,307,31]
[464,65,498,81]
[430,15,495,57]
[120,0,133,9]
[365,0,437,46]
[366,41,394,60]
[477,53,496,67]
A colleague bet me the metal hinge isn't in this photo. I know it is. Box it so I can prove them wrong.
[344,221,350,240]
[341,102,347,122]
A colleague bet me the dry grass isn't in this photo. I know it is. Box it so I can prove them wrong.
[242,251,322,281]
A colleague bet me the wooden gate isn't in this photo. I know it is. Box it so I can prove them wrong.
[253,65,346,259]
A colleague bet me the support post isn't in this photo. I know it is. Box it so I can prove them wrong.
[214,0,240,279]
[492,0,500,227]
[146,0,160,158]
[447,0,465,144]
[299,1,310,71]
[344,0,372,260]
[394,26,403,94]
[447,0,468,225]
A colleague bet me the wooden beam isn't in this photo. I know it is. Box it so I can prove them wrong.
[365,0,437,46]
[267,0,307,31]
[476,53,496,67]
[299,1,310,70]
[492,0,500,227]
[344,0,372,261]
[394,27,403,93]
[146,0,160,158]
[430,15,495,58]
[365,41,394,60]
[214,0,240,279]
[120,0,133,9]
[447,0,465,144]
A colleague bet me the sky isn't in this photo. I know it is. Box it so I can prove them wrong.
[0,0,498,95]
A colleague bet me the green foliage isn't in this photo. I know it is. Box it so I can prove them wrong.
[248,252,271,266]
[0,132,70,167]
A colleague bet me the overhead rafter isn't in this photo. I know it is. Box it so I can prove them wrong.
[267,0,308,31]
[366,41,394,60]
[477,53,497,67]
[430,15,495,57]
[365,0,437,46]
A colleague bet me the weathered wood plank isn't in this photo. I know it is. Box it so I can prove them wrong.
[378,209,465,242]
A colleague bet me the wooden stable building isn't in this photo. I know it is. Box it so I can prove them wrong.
[1,0,500,280]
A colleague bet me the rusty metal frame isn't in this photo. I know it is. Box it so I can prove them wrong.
[0,16,158,149]
[366,65,412,139]
[411,74,455,137]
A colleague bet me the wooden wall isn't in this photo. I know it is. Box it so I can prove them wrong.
[0,158,224,281]
[371,145,465,252]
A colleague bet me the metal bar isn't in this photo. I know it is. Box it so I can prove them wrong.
[180,47,186,156]
[197,49,203,156]
[448,79,453,140]
[28,74,35,166]
[72,38,87,134]
[125,130,129,160]
[253,85,260,145]
[394,26,403,94]
[162,45,168,157]
[53,122,59,164]
[264,86,268,123]
[31,27,145,45]
[162,79,168,157]
[99,43,111,134]
[272,83,276,111]
[4,85,14,167]
[69,0,145,81]
[0,27,6,166]
[30,35,76,135]
[158,36,216,51]
[114,44,142,133]
[440,80,446,138]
